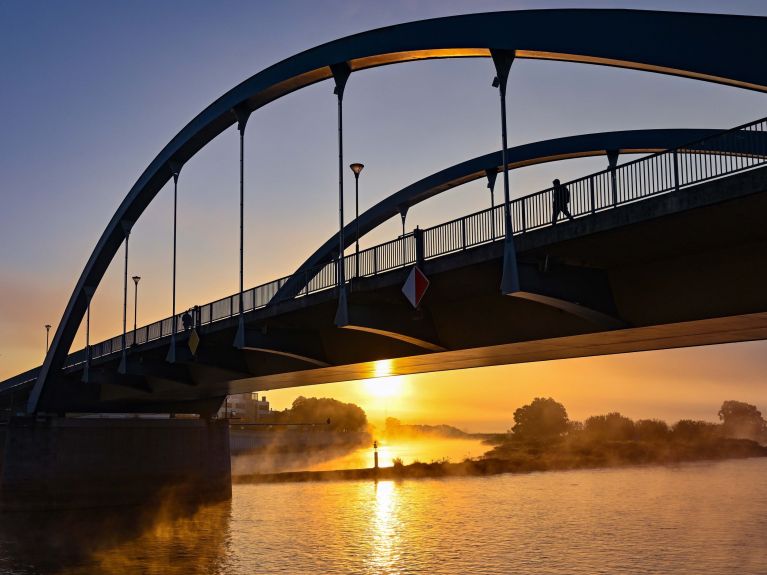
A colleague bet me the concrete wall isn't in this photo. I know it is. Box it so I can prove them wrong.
[0,417,231,510]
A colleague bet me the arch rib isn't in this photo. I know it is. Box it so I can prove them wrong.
[273,128,725,301]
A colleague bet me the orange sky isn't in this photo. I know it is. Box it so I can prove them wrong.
[262,340,767,433]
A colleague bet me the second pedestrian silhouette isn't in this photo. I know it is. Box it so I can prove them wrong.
[551,178,574,225]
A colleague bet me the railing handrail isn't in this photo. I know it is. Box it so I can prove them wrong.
[9,115,766,380]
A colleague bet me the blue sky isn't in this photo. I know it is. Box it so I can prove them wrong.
[1,1,766,427]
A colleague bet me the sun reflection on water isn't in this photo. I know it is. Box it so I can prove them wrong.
[365,480,402,573]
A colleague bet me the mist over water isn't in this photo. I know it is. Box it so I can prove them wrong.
[305,436,488,472]
[230,431,488,476]
[1,458,766,573]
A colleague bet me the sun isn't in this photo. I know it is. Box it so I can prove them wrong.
[363,376,405,399]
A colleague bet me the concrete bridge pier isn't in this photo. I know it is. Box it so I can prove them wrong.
[0,416,231,510]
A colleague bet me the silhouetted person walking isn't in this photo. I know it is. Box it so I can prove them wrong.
[551,178,574,225]
[182,310,192,331]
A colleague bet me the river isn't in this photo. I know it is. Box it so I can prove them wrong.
[1,456,766,573]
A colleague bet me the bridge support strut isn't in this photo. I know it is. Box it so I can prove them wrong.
[118,221,132,374]
[167,163,182,363]
[233,106,251,349]
[491,49,521,295]
[331,62,352,327]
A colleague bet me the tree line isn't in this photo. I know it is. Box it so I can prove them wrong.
[509,398,767,444]
[260,396,368,432]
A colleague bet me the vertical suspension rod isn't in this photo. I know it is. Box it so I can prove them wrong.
[331,62,351,327]
[119,225,130,373]
[232,106,250,348]
[239,124,245,318]
[172,170,178,336]
[336,90,345,289]
[166,164,181,363]
[498,82,511,241]
[82,288,92,383]
[491,49,520,294]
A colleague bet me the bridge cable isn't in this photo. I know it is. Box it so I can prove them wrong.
[82,288,93,383]
[491,49,521,294]
[167,167,180,362]
[331,62,352,326]
[118,228,130,374]
[233,106,251,348]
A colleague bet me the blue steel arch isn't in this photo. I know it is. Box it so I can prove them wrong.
[31,9,767,412]
[274,128,725,301]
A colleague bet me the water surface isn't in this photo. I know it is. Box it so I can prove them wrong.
[1,458,766,574]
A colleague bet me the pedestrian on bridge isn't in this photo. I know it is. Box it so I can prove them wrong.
[182,310,193,331]
[551,179,574,225]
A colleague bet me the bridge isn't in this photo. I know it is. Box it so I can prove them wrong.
[1,8,766,508]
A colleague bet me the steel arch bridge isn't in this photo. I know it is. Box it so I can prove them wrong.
[15,9,767,415]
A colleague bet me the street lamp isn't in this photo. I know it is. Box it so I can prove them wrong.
[132,275,141,346]
[349,162,364,278]
[44,324,51,353]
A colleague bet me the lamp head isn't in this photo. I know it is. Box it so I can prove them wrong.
[349,163,364,176]
[132,275,141,285]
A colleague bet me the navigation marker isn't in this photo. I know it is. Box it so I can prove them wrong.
[402,266,430,309]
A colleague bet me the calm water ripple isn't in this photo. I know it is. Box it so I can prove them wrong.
[1,458,766,574]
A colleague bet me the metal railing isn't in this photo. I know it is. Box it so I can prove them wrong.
[22,115,767,376]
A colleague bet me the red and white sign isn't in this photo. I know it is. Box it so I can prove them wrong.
[402,266,430,308]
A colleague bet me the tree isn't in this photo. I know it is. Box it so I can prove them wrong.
[583,412,635,441]
[672,419,720,441]
[267,397,367,432]
[634,419,670,441]
[511,397,569,441]
[385,417,402,434]
[718,400,767,440]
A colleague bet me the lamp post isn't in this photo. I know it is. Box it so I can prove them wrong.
[44,324,51,353]
[349,162,364,279]
[132,275,141,346]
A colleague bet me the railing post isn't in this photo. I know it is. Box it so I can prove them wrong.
[414,226,425,266]
[589,176,595,215]
[521,198,527,233]
[673,149,680,192]
[607,149,619,207]
[461,218,467,249]
[373,247,378,275]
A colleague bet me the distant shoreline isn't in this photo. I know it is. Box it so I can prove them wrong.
[233,438,767,484]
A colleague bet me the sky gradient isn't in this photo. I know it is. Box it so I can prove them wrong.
[2,0,766,430]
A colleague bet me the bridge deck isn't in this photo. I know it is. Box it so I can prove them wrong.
[4,161,767,414]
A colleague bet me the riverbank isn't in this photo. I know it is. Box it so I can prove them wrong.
[233,437,767,484]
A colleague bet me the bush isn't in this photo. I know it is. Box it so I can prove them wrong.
[634,419,670,441]
[584,412,635,441]
[672,419,720,441]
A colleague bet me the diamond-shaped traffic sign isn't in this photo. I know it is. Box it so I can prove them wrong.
[188,328,200,356]
[402,266,429,308]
